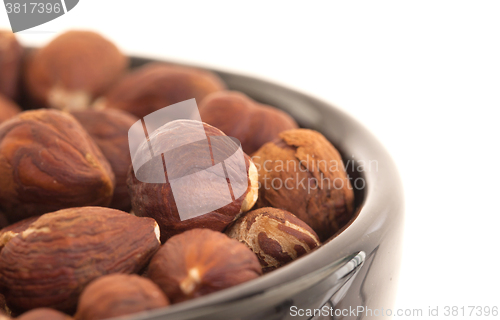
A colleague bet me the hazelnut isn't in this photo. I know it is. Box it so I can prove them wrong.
[71,109,138,211]
[148,229,262,303]
[253,129,355,241]
[0,109,115,221]
[0,206,161,313]
[200,91,298,154]
[226,207,320,272]
[16,308,71,320]
[0,94,21,125]
[75,274,169,320]
[0,31,23,101]
[94,63,225,118]
[24,30,128,111]
[128,120,258,242]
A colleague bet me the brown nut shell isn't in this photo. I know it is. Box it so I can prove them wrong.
[200,91,298,155]
[127,120,258,242]
[24,30,128,110]
[0,207,160,313]
[0,31,23,101]
[71,109,138,211]
[226,207,320,272]
[16,308,72,320]
[148,229,262,303]
[75,274,169,320]
[253,129,355,241]
[95,63,225,119]
[0,95,21,125]
[0,109,115,221]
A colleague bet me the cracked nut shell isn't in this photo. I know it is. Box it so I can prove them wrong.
[200,91,298,155]
[148,228,262,303]
[24,30,128,111]
[226,207,320,272]
[0,109,115,221]
[0,207,161,313]
[0,95,21,125]
[16,308,72,320]
[0,30,23,101]
[127,120,258,242]
[94,63,225,118]
[71,109,138,211]
[75,274,169,320]
[253,129,355,241]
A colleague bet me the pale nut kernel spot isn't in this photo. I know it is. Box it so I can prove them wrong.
[21,226,51,239]
[48,87,91,111]
[0,230,17,247]
[91,97,107,110]
[180,267,201,296]
[240,161,259,213]
[153,222,161,243]
[85,153,99,168]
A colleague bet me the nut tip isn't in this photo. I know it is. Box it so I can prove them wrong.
[48,87,91,111]
[241,161,259,212]
[180,267,201,296]
[153,222,161,243]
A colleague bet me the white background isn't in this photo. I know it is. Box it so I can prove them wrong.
[1,1,499,318]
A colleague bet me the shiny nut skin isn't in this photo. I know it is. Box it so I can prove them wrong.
[226,207,320,272]
[0,31,23,101]
[127,121,258,242]
[0,207,161,313]
[253,129,355,241]
[24,30,128,111]
[75,274,169,320]
[148,229,262,303]
[200,91,298,154]
[0,109,115,222]
[94,63,225,118]
[0,95,21,125]
[71,109,138,211]
[16,308,71,320]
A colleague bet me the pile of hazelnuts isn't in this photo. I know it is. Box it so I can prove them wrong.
[0,30,355,320]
